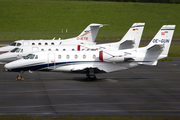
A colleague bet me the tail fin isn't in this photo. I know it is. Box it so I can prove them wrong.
[76,23,104,43]
[119,23,145,49]
[138,25,175,65]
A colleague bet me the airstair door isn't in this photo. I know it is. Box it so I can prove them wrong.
[23,41,29,45]
[48,53,55,69]
[32,47,39,52]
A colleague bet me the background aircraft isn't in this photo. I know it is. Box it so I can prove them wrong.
[0,23,104,54]
[0,23,144,63]
[4,25,175,80]
[79,23,145,50]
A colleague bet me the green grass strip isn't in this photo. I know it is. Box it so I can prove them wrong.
[0,0,180,41]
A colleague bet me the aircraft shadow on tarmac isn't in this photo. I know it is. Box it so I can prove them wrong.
[72,76,147,82]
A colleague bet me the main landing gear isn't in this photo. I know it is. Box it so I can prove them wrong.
[86,68,97,80]
[16,71,24,81]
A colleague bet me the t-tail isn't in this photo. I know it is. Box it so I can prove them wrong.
[119,23,145,49]
[137,25,175,65]
[76,23,104,43]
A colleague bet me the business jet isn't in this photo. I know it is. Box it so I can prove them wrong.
[0,23,104,54]
[4,25,175,80]
[0,23,145,63]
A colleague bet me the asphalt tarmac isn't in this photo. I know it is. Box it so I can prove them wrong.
[0,58,180,117]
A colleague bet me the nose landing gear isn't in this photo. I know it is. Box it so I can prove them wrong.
[16,71,24,81]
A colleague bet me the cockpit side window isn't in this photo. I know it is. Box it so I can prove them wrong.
[24,54,33,59]
[15,48,21,53]
[23,54,35,59]
[30,54,35,59]
[17,43,22,46]
[35,55,38,59]
[10,48,19,52]
[9,42,16,46]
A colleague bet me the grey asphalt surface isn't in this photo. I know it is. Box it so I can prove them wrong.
[0,58,180,117]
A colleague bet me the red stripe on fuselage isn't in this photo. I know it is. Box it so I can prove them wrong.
[77,45,81,51]
[99,51,103,61]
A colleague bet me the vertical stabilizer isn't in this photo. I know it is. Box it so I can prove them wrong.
[77,23,104,42]
[119,23,145,49]
[146,25,175,59]
[137,25,175,65]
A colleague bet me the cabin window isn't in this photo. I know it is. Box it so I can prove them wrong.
[38,43,41,45]
[93,55,96,59]
[41,49,44,51]
[51,43,54,45]
[58,55,61,59]
[48,49,51,51]
[63,49,66,51]
[32,43,35,45]
[75,55,78,59]
[66,55,70,59]
[9,42,16,46]
[56,49,58,51]
[17,43,21,46]
[83,55,86,59]
[45,43,48,45]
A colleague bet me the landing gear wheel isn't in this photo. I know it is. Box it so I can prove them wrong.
[86,68,97,80]
[86,74,97,80]
[16,75,24,81]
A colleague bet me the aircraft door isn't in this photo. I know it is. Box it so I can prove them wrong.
[23,41,29,45]
[48,53,55,69]
[32,47,39,52]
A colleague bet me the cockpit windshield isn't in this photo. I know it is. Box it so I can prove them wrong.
[10,48,21,53]
[9,42,22,46]
[9,42,16,46]
[23,54,36,59]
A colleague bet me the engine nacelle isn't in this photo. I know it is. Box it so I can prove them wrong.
[99,51,125,62]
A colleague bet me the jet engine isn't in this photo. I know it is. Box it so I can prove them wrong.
[99,50,136,62]
[99,51,125,62]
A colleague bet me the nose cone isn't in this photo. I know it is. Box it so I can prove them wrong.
[0,46,13,54]
[0,53,7,63]
[4,62,14,70]
[0,53,17,63]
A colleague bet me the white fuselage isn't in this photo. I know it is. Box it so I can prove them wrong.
[4,50,143,74]
[0,39,96,54]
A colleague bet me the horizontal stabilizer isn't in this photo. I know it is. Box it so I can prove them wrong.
[147,44,164,51]
[120,40,135,49]
[138,61,158,66]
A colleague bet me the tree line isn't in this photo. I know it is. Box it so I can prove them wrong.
[82,0,180,4]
